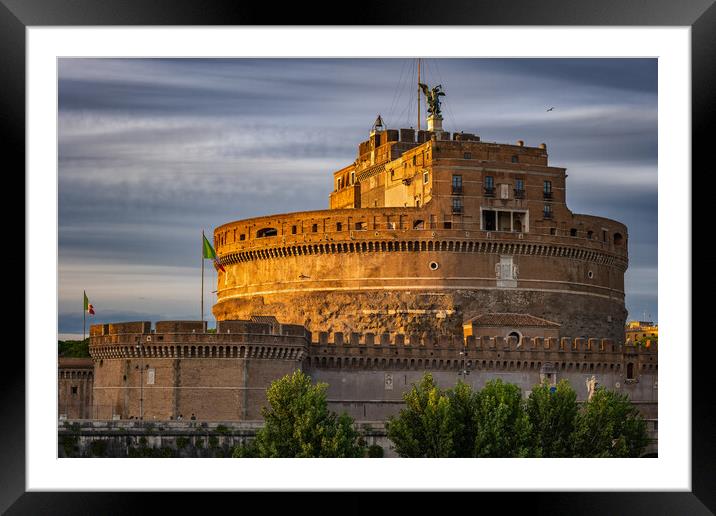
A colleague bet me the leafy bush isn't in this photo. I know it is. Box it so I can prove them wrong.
[367,444,384,458]
[89,440,108,457]
[61,435,79,457]
[232,440,259,458]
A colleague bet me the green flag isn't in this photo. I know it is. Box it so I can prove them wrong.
[202,233,225,272]
[83,290,89,311]
[202,234,217,259]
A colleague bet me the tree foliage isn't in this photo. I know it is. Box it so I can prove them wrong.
[446,380,479,457]
[58,339,90,357]
[386,373,649,458]
[526,380,578,457]
[572,388,649,457]
[246,370,365,458]
[473,379,532,457]
[386,373,454,457]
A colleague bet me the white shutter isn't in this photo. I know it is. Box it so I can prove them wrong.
[500,184,509,199]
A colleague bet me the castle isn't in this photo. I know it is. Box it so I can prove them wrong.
[60,106,655,439]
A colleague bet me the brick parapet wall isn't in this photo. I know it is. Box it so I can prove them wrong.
[89,322,656,372]
[307,333,656,372]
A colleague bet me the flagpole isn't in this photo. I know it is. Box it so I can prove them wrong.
[201,230,205,324]
[83,293,86,343]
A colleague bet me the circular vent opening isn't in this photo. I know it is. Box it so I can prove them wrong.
[429,261,439,271]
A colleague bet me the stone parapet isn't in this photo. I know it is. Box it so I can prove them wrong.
[306,333,657,372]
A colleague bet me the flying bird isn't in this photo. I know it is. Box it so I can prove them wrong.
[546,107,555,112]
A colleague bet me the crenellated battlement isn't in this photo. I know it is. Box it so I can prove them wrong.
[306,332,657,373]
[309,331,656,354]
[88,319,310,361]
[89,320,657,366]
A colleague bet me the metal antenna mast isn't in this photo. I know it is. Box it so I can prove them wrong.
[417,58,421,131]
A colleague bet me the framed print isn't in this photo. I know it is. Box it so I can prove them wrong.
[6,0,712,513]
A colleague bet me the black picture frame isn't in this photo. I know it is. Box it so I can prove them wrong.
[6,0,710,513]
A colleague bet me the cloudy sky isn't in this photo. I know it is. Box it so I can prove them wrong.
[58,58,657,336]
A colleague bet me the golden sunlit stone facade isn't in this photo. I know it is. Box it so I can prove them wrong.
[212,119,629,343]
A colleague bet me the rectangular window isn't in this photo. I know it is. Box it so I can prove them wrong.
[544,204,553,219]
[543,180,553,199]
[239,234,246,241]
[515,178,525,198]
[443,221,452,229]
[423,171,429,184]
[350,171,355,184]
[484,176,495,196]
[498,211,511,231]
[71,386,78,395]
[452,175,462,194]
[464,152,471,159]
[452,197,463,214]
[336,222,342,232]
[291,226,297,235]
[355,222,365,230]
[511,155,519,163]
[312,224,318,233]
[482,210,496,231]
[337,178,343,190]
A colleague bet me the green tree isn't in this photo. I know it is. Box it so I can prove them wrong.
[58,338,90,357]
[526,380,578,457]
[446,380,478,457]
[386,373,453,457]
[572,388,649,457]
[473,379,532,457]
[251,370,364,458]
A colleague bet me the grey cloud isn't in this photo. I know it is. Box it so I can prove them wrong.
[58,58,658,332]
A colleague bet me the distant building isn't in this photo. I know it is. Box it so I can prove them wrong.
[626,320,658,346]
[58,357,94,420]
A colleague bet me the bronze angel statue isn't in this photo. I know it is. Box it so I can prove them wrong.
[419,83,446,117]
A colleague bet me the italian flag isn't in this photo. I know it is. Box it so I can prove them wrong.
[203,234,226,272]
[84,291,95,315]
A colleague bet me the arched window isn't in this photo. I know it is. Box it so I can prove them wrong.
[626,362,635,380]
[614,232,624,246]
